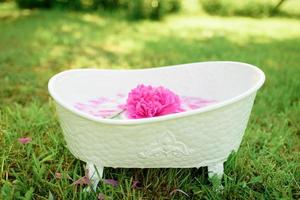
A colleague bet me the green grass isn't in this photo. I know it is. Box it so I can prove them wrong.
[0,2,300,199]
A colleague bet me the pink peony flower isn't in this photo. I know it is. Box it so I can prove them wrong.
[126,84,182,119]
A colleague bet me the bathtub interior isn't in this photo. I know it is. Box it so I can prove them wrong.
[49,62,263,114]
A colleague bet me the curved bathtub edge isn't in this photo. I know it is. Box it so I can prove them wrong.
[48,61,265,126]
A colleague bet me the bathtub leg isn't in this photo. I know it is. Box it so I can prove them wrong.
[208,162,224,191]
[86,162,104,192]
[207,162,224,179]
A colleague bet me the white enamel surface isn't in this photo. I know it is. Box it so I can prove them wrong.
[48,61,265,168]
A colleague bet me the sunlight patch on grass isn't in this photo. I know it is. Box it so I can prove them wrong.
[81,13,106,26]
[165,15,300,43]
[0,2,33,22]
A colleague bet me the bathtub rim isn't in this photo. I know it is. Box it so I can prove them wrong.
[48,61,265,125]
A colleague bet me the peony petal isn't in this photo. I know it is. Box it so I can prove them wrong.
[116,93,126,98]
[73,176,90,186]
[72,168,93,186]
[18,137,32,144]
[103,179,118,187]
[132,180,142,189]
[55,172,62,179]
[97,193,105,200]
[118,104,126,110]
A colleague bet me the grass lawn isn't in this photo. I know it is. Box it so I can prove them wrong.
[0,2,299,199]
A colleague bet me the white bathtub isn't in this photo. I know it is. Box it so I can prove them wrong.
[48,61,265,189]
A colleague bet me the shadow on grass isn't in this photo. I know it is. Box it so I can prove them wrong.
[274,10,300,19]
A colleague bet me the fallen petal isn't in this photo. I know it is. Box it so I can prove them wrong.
[97,193,105,200]
[132,180,142,189]
[118,104,126,110]
[55,172,62,179]
[73,176,90,186]
[18,137,32,144]
[103,179,118,187]
[116,93,126,98]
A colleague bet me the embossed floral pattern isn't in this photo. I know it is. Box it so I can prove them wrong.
[139,131,193,158]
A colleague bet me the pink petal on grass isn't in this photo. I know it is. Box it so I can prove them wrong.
[73,176,90,186]
[18,137,32,144]
[103,179,118,187]
[132,180,142,189]
[97,193,105,200]
[55,173,62,179]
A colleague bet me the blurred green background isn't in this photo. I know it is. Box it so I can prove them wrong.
[3,0,300,19]
[0,0,299,199]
